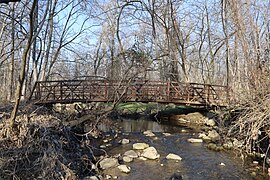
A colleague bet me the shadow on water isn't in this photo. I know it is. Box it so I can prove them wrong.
[98,118,258,180]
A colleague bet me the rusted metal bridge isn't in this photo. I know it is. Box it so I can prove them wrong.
[30,78,229,106]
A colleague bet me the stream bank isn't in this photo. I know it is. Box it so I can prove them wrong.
[0,102,268,179]
[57,102,270,179]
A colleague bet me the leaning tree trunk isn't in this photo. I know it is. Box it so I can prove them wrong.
[9,0,37,128]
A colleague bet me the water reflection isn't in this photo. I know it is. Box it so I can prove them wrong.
[98,118,189,133]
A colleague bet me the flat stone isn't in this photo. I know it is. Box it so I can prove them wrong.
[198,133,207,138]
[99,158,119,170]
[138,157,147,161]
[83,176,99,180]
[123,156,133,163]
[118,165,131,173]
[100,145,106,148]
[253,161,259,165]
[163,133,171,136]
[199,133,211,142]
[124,150,138,158]
[181,129,188,133]
[178,118,190,123]
[187,138,203,143]
[141,147,160,160]
[166,153,182,161]
[133,143,149,150]
[202,136,211,142]
[219,162,226,166]
[119,139,130,145]
[143,130,155,137]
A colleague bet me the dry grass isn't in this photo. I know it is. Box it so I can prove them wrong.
[0,105,103,179]
[228,71,270,156]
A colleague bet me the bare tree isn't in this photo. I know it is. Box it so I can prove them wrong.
[9,0,37,127]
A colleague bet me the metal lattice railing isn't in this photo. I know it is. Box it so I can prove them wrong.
[30,79,229,106]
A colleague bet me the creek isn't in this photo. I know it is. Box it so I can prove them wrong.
[96,118,264,180]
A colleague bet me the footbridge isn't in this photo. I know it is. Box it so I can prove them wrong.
[30,78,229,107]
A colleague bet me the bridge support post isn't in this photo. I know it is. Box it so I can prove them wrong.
[167,81,170,101]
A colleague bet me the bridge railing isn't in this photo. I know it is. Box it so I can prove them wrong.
[31,79,229,106]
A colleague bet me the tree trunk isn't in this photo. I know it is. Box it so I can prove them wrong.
[7,3,15,101]
[9,0,37,128]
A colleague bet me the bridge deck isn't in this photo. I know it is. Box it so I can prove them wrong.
[30,79,229,106]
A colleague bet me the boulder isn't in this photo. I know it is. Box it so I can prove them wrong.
[141,147,160,160]
[172,112,207,125]
[166,153,182,161]
[123,156,133,163]
[118,165,131,173]
[207,143,224,151]
[223,141,233,149]
[124,150,138,158]
[205,119,216,127]
[133,143,149,150]
[208,130,220,142]
[166,103,176,108]
[99,158,119,170]
[187,138,203,143]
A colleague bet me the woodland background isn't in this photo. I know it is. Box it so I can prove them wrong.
[0,0,269,103]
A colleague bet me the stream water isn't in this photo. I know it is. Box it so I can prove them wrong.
[97,118,264,180]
